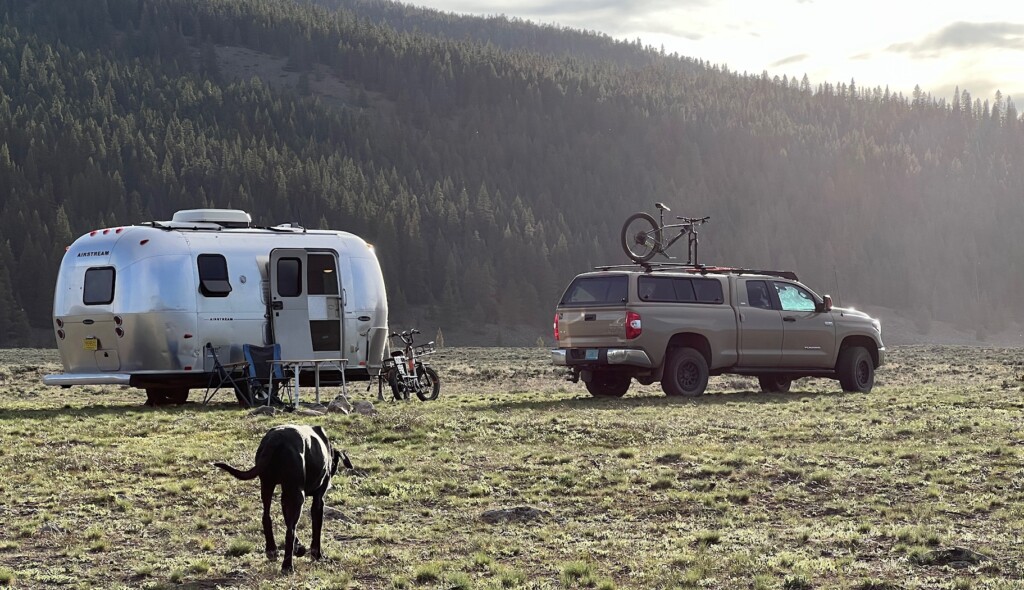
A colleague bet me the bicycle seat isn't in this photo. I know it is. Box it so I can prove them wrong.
[655,202,671,212]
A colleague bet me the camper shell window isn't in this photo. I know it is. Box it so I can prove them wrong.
[637,276,724,304]
[198,254,232,297]
[277,258,302,297]
[83,267,115,305]
[560,275,628,306]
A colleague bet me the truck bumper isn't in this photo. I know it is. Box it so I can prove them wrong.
[876,346,886,367]
[552,348,653,368]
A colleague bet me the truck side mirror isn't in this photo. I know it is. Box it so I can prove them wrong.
[821,294,833,312]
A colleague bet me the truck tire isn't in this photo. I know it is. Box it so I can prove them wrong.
[837,346,874,393]
[585,372,630,397]
[757,375,792,393]
[661,348,709,397]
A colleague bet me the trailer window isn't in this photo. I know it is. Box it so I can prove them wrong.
[198,254,232,297]
[307,254,339,295]
[83,267,115,305]
[560,275,628,305]
[277,258,302,297]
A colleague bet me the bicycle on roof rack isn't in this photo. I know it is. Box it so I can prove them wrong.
[620,202,709,264]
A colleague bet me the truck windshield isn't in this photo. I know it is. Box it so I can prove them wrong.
[560,275,627,306]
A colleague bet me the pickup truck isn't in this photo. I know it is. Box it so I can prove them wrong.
[552,267,885,397]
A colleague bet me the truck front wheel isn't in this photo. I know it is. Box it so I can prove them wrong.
[585,372,631,397]
[661,348,709,397]
[837,346,874,393]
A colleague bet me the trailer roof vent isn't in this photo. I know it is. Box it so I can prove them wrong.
[172,209,251,228]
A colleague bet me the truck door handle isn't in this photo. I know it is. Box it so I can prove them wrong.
[783,316,796,322]
[584,313,596,321]
[271,301,283,310]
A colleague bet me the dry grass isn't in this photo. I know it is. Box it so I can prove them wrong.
[0,346,1022,589]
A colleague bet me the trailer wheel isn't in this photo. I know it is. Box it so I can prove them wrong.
[144,387,189,406]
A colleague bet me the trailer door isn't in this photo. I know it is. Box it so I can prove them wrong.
[270,249,345,361]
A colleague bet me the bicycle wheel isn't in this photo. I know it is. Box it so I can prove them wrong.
[620,212,662,262]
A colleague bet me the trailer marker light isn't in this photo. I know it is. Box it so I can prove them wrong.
[139,239,149,245]
[113,316,123,326]
[57,329,65,340]
[90,231,97,236]
[183,333,193,339]
[103,229,110,235]
[184,366,192,371]
[359,361,366,366]
[116,228,123,234]
[115,327,124,338]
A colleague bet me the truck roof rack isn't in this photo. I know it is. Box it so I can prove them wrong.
[592,262,799,281]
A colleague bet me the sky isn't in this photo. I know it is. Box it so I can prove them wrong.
[408,0,1024,104]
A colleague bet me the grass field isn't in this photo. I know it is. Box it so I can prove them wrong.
[0,346,1022,589]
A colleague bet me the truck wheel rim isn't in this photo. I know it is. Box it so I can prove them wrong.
[678,362,699,390]
[856,360,870,386]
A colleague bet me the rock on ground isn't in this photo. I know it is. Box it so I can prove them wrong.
[480,506,550,524]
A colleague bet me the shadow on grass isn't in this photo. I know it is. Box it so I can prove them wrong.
[471,388,866,412]
[0,400,256,421]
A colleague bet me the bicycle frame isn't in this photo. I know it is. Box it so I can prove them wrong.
[651,207,708,264]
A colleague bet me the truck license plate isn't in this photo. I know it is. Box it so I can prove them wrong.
[585,349,599,360]
[83,338,98,351]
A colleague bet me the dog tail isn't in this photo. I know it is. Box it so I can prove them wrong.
[213,461,261,481]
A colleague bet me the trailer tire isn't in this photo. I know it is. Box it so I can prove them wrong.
[144,387,190,406]
[661,347,709,397]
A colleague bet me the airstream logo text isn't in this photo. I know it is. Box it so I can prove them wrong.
[77,251,110,257]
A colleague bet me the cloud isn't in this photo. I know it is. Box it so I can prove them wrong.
[887,21,1024,56]
[770,53,808,67]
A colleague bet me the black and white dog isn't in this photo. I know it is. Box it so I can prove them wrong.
[214,424,352,572]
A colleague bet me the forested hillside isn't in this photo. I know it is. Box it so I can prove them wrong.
[0,0,1022,346]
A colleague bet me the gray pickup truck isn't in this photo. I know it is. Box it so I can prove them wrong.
[552,267,884,397]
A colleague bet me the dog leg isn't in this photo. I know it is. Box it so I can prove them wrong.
[310,494,325,560]
[261,478,278,560]
[280,488,305,573]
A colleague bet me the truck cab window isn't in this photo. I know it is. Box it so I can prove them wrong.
[83,267,115,305]
[746,280,773,310]
[198,254,232,297]
[775,282,817,312]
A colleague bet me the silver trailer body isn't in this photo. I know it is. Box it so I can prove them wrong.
[43,210,389,395]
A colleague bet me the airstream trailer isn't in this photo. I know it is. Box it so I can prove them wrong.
[43,209,390,405]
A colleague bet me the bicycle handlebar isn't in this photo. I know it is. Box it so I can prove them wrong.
[675,215,710,223]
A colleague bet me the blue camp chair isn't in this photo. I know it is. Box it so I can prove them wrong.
[242,343,290,406]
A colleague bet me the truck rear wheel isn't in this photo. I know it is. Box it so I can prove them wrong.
[585,372,631,397]
[757,375,792,393]
[837,346,874,393]
[661,348,709,397]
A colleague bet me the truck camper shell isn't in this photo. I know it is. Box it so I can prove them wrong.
[43,209,389,402]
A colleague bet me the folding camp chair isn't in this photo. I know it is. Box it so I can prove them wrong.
[203,343,251,407]
[242,343,290,406]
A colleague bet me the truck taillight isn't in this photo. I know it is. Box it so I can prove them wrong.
[625,311,642,339]
[553,313,560,341]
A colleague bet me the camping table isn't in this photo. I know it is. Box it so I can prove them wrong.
[268,358,348,406]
